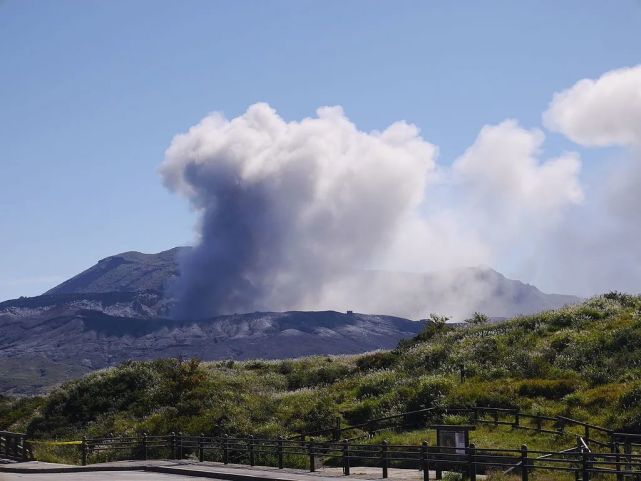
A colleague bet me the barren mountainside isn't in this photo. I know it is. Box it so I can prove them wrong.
[0,247,581,394]
[0,308,423,394]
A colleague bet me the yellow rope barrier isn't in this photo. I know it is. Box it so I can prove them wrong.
[27,440,82,445]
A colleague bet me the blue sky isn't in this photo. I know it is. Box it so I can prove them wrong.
[1,1,641,301]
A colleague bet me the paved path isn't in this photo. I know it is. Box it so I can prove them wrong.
[0,460,459,481]
[1,472,214,481]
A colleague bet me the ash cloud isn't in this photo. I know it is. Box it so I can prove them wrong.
[159,104,436,319]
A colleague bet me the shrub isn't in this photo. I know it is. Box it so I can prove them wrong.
[401,375,454,412]
[517,379,578,399]
[343,399,379,425]
[355,370,398,399]
[356,351,397,371]
[446,381,518,409]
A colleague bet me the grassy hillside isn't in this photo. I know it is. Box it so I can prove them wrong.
[2,293,641,448]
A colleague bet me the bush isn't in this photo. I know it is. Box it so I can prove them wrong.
[355,370,398,399]
[517,379,578,399]
[284,358,351,390]
[446,381,518,409]
[356,351,397,371]
[401,375,454,412]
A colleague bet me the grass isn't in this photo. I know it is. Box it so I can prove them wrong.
[366,424,574,452]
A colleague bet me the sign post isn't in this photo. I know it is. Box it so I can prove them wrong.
[428,425,476,479]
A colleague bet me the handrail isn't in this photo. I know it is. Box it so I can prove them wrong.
[557,416,613,434]
[23,431,641,481]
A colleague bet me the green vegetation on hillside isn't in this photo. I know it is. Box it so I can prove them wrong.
[2,293,641,450]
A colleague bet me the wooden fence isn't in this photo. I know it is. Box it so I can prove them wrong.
[292,406,616,448]
[46,433,641,480]
[10,406,641,480]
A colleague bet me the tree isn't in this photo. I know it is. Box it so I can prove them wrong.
[428,313,450,329]
[465,312,488,325]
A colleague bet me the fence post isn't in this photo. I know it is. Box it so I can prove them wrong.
[342,439,350,476]
[381,440,389,479]
[199,433,204,462]
[142,433,148,461]
[520,445,528,481]
[582,446,589,481]
[468,443,476,481]
[19,435,26,462]
[434,438,443,479]
[625,440,632,475]
[493,410,499,426]
[536,417,542,433]
[421,441,430,481]
[223,435,229,464]
[81,436,87,466]
[575,436,581,481]
[249,435,255,466]
[615,442,622,481]
[557,417,565,434]
[514,411,520,429]
[277,436,284,469]
[309,439,316,472]
[170,432,176,459]
[473,408,478,424]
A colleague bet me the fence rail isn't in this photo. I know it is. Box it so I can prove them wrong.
[293,406,618,448]
[15,432,640,481]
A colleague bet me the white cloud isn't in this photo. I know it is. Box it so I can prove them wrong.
[451,120,583,245]
[531,65,641,296]
[543,65,641,147]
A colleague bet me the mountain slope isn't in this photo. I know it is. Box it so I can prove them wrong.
[45,247,187,295]
[0,309,423,394]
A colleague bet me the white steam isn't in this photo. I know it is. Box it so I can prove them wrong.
[160,104,437,318]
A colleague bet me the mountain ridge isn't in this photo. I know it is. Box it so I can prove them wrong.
[45,247,187,296]
[38,247,581,320]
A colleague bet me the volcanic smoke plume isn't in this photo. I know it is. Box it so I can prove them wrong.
[159,103,436,319]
